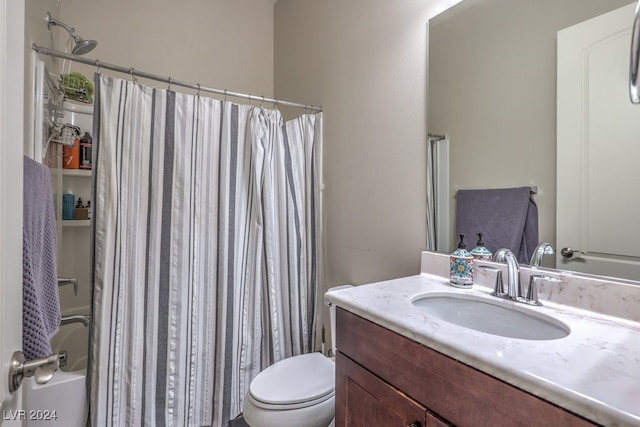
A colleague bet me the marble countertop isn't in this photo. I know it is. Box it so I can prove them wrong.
[327,273,640,427]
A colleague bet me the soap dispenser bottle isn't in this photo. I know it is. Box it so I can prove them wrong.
[470,233,493,261]
[450,234,473,288]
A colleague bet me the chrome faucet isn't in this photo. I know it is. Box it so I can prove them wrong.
[492,248,522,301]
[530,243,554,267]
[504,250,522,300]
[492,247,560,306]
[493,248,522,300]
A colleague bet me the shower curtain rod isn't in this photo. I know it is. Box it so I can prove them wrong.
[32,44,323,112]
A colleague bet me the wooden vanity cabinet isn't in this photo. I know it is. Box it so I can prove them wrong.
[335,308,598,427]
[337,352,450,427]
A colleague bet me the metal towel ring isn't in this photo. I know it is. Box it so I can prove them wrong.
[630,0,640,103]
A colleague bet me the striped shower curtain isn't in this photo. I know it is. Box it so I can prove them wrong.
[88,74,323,427]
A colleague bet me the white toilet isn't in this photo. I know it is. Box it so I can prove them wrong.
[242,285,351,427]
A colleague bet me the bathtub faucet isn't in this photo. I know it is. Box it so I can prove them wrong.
[60,314,90,327]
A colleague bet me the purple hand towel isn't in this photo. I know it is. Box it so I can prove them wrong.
[23,156,60,360]
[456,187,538,263]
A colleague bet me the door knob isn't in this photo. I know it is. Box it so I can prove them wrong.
[560,247,584,259]
[8,351,66,393]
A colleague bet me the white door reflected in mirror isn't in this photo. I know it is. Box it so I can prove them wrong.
[557,3,640,282]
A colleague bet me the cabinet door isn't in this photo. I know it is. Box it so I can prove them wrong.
[426,412,450,427]
[336,352,443,427]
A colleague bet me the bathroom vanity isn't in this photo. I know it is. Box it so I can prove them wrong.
[328,252,640,427]
[336,309,594,426]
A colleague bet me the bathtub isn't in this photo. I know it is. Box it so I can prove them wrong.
[23,369,87,427]
[21,307,91,426]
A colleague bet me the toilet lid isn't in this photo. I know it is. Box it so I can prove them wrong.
[249,353,335,407]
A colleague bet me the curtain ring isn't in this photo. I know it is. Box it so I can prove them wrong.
[95,59,101,74]
[129,68,138,83]
[196,83,201,97]
[273,98,279,110]
[168,77,172,91]
[260,96,265,108]
[224,89,228,102]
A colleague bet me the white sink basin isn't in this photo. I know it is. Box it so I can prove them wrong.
[411,293,570,340]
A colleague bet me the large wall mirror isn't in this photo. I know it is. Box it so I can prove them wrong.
[428,0,640,282]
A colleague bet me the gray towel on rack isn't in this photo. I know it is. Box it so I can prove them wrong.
[456,187,538,263]
[23,156,60,360]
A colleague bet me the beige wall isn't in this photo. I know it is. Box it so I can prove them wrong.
[428,0,632,258]
[42,0,459,290]
[27,0,459,353]
[275,0,453,290]
[24,0,61,156]
[26,0,274,154]
[25,1,60,68]
[58,0,274,97]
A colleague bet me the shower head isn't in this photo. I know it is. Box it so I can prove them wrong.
[72,38,98,56]
[45,12,98,55]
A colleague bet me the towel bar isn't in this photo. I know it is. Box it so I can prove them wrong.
[454,186,537,196]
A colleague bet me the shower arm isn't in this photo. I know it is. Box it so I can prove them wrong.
[46,12,80,40]
[45,12,97,57]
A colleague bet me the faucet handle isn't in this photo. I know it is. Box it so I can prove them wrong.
[58,277,78,296]
[479,266,506,297]
[525,275,561,306]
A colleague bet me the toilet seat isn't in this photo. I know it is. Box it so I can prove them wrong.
[243,393,334,427]
[248,352,335,410]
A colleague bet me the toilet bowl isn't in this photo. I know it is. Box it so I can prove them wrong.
[243,285,351,427]
[243,352,335,427]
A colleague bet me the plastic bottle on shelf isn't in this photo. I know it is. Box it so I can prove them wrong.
[75,198,89,220]
[62,189,75,220]
[63,138,80,169]
[79,132,92,170]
